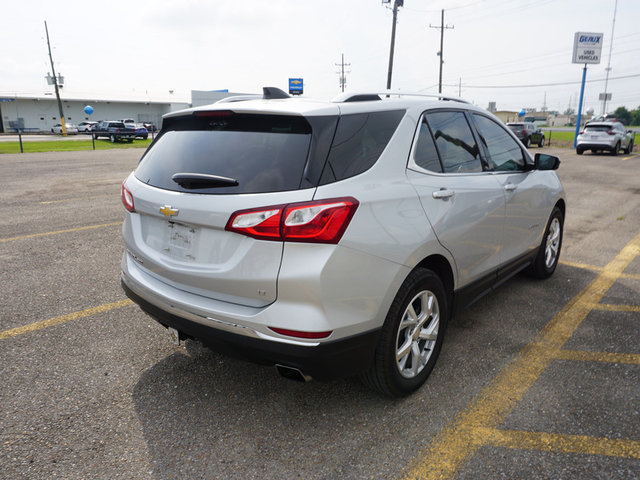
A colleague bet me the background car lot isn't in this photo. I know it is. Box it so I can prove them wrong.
[0,147,638,479]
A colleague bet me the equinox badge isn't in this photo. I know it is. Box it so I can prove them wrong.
[160,205,179,217]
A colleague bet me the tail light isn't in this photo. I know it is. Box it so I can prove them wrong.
[579,130,584,135]
[121,181,135,212]
[607,130,616,135]
[521,130,527,135]
[226,197,359,244]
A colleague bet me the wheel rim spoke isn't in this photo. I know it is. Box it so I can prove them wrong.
[545,218,560,268]
[395,289,440,379]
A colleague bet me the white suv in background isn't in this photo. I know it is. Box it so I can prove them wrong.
[576,121,634,155]
[120,88,566,397]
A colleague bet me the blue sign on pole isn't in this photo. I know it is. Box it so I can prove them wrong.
[289,78,303,95]
[0,98,15,102]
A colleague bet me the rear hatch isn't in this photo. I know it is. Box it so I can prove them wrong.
[507,124,524,137]
[124,109,338,308]
[582,124,613,142]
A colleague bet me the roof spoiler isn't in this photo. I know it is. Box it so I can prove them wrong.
[333,91,471,104]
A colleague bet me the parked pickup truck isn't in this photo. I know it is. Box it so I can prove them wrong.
[93,121,137,142]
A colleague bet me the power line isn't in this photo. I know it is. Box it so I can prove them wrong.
[438,72,640,90]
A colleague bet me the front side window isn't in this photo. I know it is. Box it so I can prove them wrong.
[424,111,482,173]
[473,114,525,171]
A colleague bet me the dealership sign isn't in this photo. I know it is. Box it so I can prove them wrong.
[289,78,303,95]
[572,32,603,64]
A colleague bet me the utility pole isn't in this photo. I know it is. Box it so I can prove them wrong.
[385,0,403,90]
[429,9,454,94]
[335,53,351,92]
[44,21,66,135]
[601,0,618,115]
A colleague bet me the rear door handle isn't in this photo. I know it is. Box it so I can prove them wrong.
[504,183,518,192]
[432,189,455,199]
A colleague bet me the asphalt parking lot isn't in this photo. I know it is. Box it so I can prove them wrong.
[1,146,638,479]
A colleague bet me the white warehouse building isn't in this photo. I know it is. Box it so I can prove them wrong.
[0,89,243,133]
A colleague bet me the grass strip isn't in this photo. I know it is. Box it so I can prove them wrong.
[0,138,152,154]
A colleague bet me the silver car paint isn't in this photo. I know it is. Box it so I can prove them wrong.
[121,96,565,349]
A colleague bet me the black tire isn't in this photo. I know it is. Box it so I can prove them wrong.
[611,142,620,156]
[527,206,563,279]
[110,134,116,143]
[523,136,530,148]
[361,268,448,397]
[624,140,633,154]
[576,147,584,155]
[142,134,148,140]
[539,136,545,147]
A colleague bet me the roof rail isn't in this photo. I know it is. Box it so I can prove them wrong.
[332,91,471,104]
[216,94,262,104]
[215,87,292,103]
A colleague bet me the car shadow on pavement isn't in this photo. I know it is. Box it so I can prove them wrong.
[131,338,402,480]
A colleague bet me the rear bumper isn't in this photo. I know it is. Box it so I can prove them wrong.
[576,141,615,151]
[122,279,380,380]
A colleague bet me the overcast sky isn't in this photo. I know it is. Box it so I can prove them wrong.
[2,0,639,114]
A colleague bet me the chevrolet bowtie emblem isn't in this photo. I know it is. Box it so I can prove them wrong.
[160,205,179,217]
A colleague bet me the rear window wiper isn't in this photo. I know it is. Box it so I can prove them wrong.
[171,173,239,189]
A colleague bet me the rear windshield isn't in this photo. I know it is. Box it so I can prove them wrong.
[584,124,611,132]
[135,113,313,195]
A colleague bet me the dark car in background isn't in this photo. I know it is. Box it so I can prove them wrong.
[507,122,545,148]
[94,121,137,143]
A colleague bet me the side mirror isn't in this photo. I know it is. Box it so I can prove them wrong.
[534,153,560,170]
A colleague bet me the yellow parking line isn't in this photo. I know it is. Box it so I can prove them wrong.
[401,231,640,480]
[593,303,640,312]
[0,299,133,340]
[560,260,640,280]
[482,428,640,459]
[556,349,640,365]
[560,260,602,271]
[0,221,123,243]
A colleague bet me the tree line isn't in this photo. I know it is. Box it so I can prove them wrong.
[612,106,640,126]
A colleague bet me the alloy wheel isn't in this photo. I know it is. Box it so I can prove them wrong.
[395,290,440,379]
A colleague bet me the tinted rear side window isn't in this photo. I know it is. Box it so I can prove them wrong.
[134,113,313,195]
[319,110,405,184]
[413,118,442,172]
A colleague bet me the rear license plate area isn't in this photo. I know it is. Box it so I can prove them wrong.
[165,221,198,260]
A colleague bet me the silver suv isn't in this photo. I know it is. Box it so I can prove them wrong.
[121,88,565,397]
[576,121,634,155]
